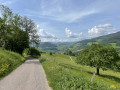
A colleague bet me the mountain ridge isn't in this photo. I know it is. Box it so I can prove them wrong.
[38,31,120,52]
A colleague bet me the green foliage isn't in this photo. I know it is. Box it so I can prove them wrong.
[76,44,120,75]
[64,50,75,56]
[23,47,40,57]
[4,27,29,54]
[0,48,25,79]
[0,5,40,53]
[39,42,58,52]
[49,52,53,55]
[39,54,120,90]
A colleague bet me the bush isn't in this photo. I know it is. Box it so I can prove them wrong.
[23,47,40,57]
[50,52,53,55]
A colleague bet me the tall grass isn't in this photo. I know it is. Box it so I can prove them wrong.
[0,48,25,79]
[39,53,120,90]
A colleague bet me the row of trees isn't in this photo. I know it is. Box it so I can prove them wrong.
[76,44,120,75]
[0,5,40,54]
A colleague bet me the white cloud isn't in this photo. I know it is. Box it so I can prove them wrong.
[39,29,57,39]
[24,0,99,23]
[38,28,84,42]
[54,10,97,23]
[1,1,16,5]
[65,28,83,38]
[88,24,118,38]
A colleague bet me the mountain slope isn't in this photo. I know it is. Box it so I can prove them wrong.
[38,31,120,52]
[38,42,59,52]
[68,31,120,51]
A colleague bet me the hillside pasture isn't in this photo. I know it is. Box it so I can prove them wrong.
[39,53,120,90]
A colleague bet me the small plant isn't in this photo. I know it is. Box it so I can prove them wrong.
[110,85,116,89]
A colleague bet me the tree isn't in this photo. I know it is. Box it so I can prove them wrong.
[76,44,120,75]
[5,27,29,54]
[0,17,12,47]
[0,5,40,53]
[21,16,40,46]
[64,50,75,56]
[0,5,13,24]
[0,5,29,53]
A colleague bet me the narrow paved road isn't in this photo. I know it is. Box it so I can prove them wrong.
[0,57,51,90]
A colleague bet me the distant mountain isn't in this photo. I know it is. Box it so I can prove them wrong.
[38,31,120,52]
[38,42,59,52]
[66,31,120,52]
[38,42,74,52]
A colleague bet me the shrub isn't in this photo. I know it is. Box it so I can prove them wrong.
[23,47,40,56]
[50,52,53,55]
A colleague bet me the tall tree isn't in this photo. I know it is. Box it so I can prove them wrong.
[0,5,40,53]
[0,5,13,24]
[0,17,12,47]
[22,16,40,46]
[5,26,29,54]
[76,44,120,75]
[9,14,22,28]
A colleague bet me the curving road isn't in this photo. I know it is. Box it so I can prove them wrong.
[0,57,51,90]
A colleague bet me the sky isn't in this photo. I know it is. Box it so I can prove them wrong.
[0,0,120,42]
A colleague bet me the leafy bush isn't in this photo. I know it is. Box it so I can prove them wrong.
[50,52,53,55]
[0,48,25,78]
[23,47,40,57]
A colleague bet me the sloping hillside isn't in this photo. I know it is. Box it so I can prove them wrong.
[38,42,59,52]
[68,31,120,51]
[0,48,25,79]
[38,31,120,52]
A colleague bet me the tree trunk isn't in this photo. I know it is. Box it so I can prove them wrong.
[96,67,99,75]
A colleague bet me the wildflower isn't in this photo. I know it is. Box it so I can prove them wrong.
[51,67,54,70]
[110,85,116,88]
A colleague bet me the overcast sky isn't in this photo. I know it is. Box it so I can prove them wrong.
[0,0,120,42]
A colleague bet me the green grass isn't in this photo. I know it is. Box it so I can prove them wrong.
[110,43,120,49]
[39,53,120,90]
[0,48,25,79]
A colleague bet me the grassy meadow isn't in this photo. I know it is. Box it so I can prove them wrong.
[0,48,25,79]
[39,53,120,90]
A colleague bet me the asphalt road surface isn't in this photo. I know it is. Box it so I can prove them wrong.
[0,57,51,90]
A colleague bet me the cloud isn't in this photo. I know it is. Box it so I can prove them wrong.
[39,29,57,39]
[65,28,83,38]
[38,28,84,42]
[24,0,99,23]
[88,24,118,38]
[54,10,97,23]
[1,0,16,5]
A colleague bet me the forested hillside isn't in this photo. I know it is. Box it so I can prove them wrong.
[38,31,120,53]
[62,31,120,52]
[38,42,58,52]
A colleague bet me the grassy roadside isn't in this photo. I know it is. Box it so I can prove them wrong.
[39,53,120,90]
[0,48,26,79]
